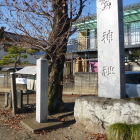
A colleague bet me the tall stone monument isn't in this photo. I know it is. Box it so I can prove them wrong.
[97,0,125,98]
[36,58,48,123]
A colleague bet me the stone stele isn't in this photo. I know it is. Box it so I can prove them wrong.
[97,0,125,98]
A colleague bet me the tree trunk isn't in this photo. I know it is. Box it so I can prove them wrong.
[47,0,70,114]
[48,55,66,114]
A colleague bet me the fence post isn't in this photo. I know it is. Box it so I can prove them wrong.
[17,90,23,108]
[5,92,9,107]
[11,72,17,115]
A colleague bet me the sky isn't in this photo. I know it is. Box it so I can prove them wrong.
[0,0,140,35]
[123,0,140,6]
[83,0,140,15]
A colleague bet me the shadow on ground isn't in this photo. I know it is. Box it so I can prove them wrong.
[17,101,76,128]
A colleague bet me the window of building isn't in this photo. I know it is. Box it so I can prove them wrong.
[124,21,140,46]
[89,29,97,49]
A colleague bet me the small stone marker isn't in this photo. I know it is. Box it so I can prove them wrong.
[97,0,125,98]
[36,58,48,123]
[20,58,63,132]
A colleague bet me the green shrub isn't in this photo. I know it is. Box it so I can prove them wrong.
[130,124,140,140]
[107,123,131,140]
[107,123,140,140]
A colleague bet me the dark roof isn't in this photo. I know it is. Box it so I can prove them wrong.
[0,28,47,48]
[1,67,23,72]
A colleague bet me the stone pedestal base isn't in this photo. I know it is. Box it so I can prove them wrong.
[74,96,140,134]
[21,118,63,132]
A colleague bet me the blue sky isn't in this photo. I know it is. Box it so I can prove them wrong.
[83,0,140,15]
[123,0,140,6]
[0,0,139,34]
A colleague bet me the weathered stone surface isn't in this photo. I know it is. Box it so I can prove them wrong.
[97,0,125,99]
[74,96,140,134]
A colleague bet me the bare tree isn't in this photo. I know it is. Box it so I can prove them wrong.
[0,0,93,114]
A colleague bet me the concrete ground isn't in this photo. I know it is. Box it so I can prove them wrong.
[0,93,107,140]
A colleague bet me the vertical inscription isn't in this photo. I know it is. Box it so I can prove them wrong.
[101,30,113,43]
[98,0,111,11]
[102,66,115,76]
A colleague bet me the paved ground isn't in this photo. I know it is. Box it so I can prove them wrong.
[0,93,107,140]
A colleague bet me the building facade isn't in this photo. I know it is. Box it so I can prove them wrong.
[65,3,140,77]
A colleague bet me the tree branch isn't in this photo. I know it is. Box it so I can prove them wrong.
[72,0,85,22]
[18,2,53,19]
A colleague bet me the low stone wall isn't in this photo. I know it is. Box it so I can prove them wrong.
[74,96,140,134]
[63,72,98,95]
[63,82,75,94]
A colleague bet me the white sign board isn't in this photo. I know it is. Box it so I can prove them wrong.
[16,78,27,84]
[0,74,5,78]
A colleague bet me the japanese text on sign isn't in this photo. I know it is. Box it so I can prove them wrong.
[102,66,115,76]
[101,30,113,43]
[99,0,111,11]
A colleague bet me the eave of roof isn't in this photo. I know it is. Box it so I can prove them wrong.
[15,66,36,75]
[73,3,140,31]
